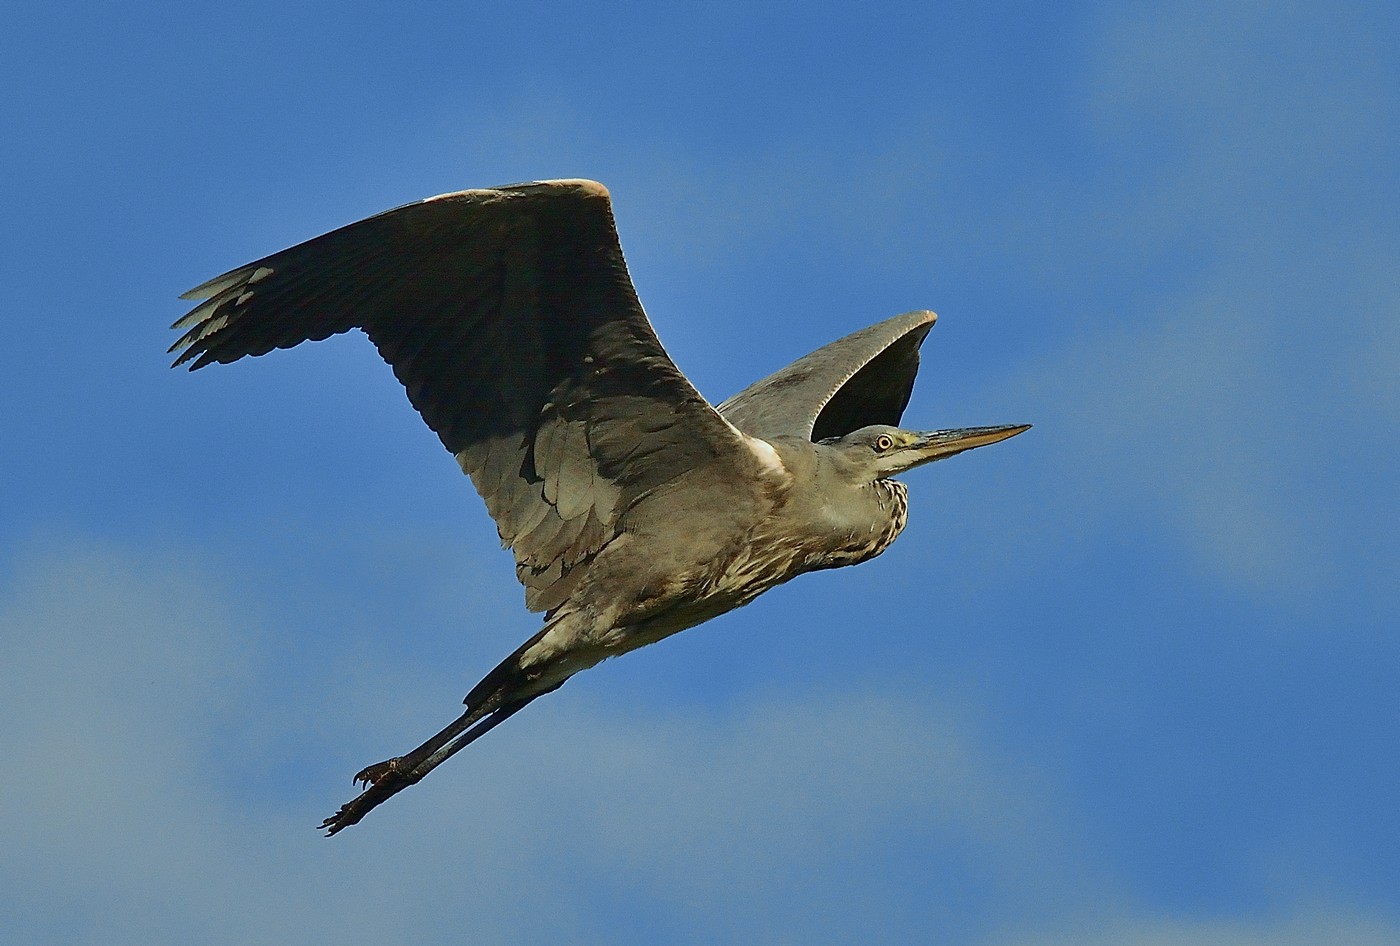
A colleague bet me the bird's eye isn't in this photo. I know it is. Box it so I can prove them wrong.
[874,434,894,452]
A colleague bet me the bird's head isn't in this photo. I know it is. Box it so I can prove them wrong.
[820,423,1030,482]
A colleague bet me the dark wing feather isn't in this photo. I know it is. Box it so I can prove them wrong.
[717,310,936,441]
[172,179,748,614]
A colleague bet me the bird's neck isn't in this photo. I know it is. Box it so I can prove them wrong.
[800,477,908,573]
[867,478,909,558]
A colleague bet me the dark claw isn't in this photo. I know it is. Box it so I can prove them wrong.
[319,804,353,834]
[352,757,401,788]
[320,700,526,835]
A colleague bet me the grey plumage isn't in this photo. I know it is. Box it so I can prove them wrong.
[171,179,1028,834]
[719,309,935,441]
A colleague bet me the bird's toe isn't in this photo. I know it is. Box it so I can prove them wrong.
[353,757,402,788]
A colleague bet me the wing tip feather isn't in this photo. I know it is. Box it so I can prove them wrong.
[179,266,254,301]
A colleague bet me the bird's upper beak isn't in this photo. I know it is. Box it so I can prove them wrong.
[901,424,1030,471]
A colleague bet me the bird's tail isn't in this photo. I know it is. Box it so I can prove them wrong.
[320,628,564,836]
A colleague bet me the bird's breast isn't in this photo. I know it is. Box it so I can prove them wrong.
[699,478,908,604]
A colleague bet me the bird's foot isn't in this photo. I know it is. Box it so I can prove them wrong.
[319,757,416,836]
[353,756,404,789]
[318,692,541,836]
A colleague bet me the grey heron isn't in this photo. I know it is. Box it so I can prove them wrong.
[170,179,1029,834]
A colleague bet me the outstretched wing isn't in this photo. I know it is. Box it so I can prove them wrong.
[717,310,936,441]
[172,179,748,615]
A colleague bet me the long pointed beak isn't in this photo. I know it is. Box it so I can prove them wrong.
[907,424,1030,467]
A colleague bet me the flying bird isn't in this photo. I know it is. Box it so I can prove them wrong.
[170,179,1029,834]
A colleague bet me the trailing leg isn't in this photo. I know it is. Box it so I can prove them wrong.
[320,630,567,836]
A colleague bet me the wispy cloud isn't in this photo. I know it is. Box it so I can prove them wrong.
[0,537,1034,941]
[983,0,1400,609]
[4,535,1394,942]
[998,909,1400,946]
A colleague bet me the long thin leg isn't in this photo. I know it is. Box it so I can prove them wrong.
[319,695,543,835]
[320,621,576,835]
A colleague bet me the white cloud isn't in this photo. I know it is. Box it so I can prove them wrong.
[3,519,1394,944]
[981,0,1400,608]
[1009,290,1346,598]
[0,535,1098,945]
[998,909,1400,946]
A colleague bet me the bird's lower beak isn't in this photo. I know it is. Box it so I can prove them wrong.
[908,424,1030,467]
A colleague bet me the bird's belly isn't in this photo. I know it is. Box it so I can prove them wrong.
[708,542,804,605]
[576,511,879,662]
[595,532,805,657]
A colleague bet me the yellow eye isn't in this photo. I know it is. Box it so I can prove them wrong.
[875,434,894,452]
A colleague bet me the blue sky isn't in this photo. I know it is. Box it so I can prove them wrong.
[3,1,1397,943]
